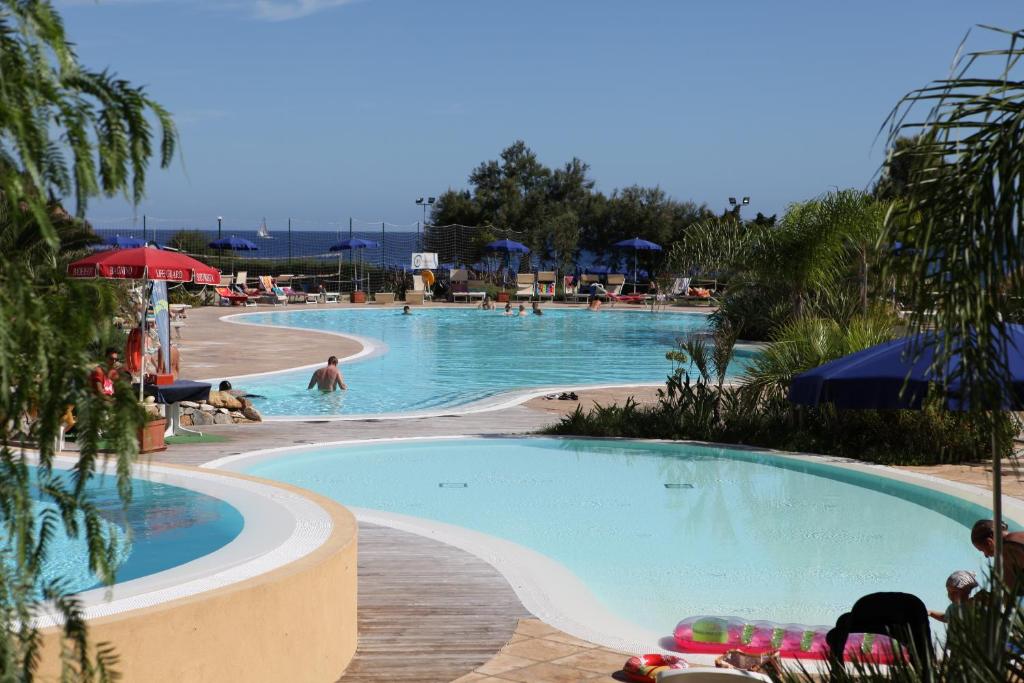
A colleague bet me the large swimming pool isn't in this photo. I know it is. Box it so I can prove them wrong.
[34,469,244,595]
[242,437,992,640]
[228,309,754,417]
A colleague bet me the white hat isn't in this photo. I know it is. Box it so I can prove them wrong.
[946,570,978,590]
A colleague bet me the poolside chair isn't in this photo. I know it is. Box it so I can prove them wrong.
[215,286,249,306]
[450,268,473,302]
[466,279,488,302]
[275,274,307,304]
[606,273,626,296]
[536,271,556,301]
[258,275,288,306]
[514,273,536,301]
[563,275,589,304]
[411,274,433,302]
[579,273,600,299]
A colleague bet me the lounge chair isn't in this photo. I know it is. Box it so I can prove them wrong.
[215,286,249,306]
[450,269,485,302]
[536,271,556,301]
[275,274,307,304]
[563,275,589,304]
[258,275,288,306]
[411,274,433,302]
[467,279,488,302]
[606,273,626,296]
[514,273,536,301]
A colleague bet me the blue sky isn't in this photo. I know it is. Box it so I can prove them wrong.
[60,0,1022,231]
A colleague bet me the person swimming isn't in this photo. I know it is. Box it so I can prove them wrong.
[503,302,513,316]
[517,304,527,316]
[532,301,544,316]
[402,305,412,315]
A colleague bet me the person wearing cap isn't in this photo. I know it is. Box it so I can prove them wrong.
[928,570,979,622]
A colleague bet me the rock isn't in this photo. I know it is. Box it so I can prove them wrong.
[242,406,262,422]
[199,403,215,413]
[192,411,214,426]
[229,411,244,418]
[179,401,199,409]
[207,391,242,410]
[213,413,232,425]
[217,407,229,414]
[180,414,193,427]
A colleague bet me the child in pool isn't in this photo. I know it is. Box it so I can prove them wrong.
[928,570,978,622]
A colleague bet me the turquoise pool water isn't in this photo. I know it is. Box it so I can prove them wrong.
[244,438,991,635]
[30,470,244,595]
[231,309,753,416]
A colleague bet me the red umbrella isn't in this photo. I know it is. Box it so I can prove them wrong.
[67,246,219,400]
[68,246,220,284]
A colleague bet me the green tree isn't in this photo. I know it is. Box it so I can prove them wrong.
[0,0,177,678]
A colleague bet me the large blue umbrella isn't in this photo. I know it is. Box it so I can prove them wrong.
[613,237,662,292]
[328,239,379,292]
[789,325,1024,575]
[104,235,147,249]
[208,235,258,251]
[484,238,530,254]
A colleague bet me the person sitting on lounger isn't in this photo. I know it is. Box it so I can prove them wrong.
[307,356,347,392]
[90,347,122,398]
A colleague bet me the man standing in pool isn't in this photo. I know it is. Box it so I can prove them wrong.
[307,356,347,392]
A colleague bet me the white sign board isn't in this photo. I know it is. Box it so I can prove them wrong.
[411,252,438,270]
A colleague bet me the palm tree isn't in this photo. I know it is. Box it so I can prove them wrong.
[0,1,178,678]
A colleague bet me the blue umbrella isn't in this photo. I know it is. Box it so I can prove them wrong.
[484,238,530,254]
[328,239,379,292]
[328,238,380,251]
[789,325,1024,572]
[612,237,662,292]
[208,235,259,251]
[105,235,146,249]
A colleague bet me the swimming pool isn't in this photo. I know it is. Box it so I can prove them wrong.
[32,469,244,595]
[240,437,994,643]
[227,308,755,417]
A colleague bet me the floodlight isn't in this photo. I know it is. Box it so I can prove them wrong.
[415,198,424,205]
[742,197,750,205]
[728,197,737,205]
[428,197,436,204]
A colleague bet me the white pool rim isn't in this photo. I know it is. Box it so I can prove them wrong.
[32,456,335,630]
[203,434,1023,663]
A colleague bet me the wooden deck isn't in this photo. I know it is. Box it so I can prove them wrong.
[339,523,530,682]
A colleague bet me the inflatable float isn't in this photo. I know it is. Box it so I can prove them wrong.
[621,654,687,683]
[674,616,899,663]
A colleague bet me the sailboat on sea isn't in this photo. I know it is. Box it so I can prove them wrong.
[257,217,272,239]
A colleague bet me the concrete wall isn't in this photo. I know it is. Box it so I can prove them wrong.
[35,475,358,683]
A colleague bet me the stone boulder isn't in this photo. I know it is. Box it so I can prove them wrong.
[242,406,263,422]
[207,391,243,410]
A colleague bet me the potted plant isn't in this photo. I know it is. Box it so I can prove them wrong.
[350,290,366,304]
[139,410,167,454]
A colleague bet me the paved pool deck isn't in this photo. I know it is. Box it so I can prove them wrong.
[152,303,1024,682]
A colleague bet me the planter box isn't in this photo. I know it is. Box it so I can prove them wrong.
[496,292,510,303]
[350,291,366,304]
[138,418,167,454]
[405,292,424,305]
[374,292,395,305]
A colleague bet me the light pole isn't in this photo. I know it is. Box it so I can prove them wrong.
[727,196,750,217]
[415,197,435,226]
[217,216,223,239]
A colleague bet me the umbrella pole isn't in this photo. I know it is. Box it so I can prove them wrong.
[634,252,638,294]
[993,418,1004,587]
[138,278,148,402]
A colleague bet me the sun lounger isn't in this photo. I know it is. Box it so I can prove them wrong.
[258,275,288,306]
[606,273,626,296]
[450,269,485,302]
[656,669,771,682]
[563,275,589,303]
[537,271,556,301]
[215,286,249,306]
[411,274,433,302]
[275,274,307,303]
[515,273,536,301]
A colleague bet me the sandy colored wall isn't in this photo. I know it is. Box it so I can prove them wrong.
[35,476,358,683]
